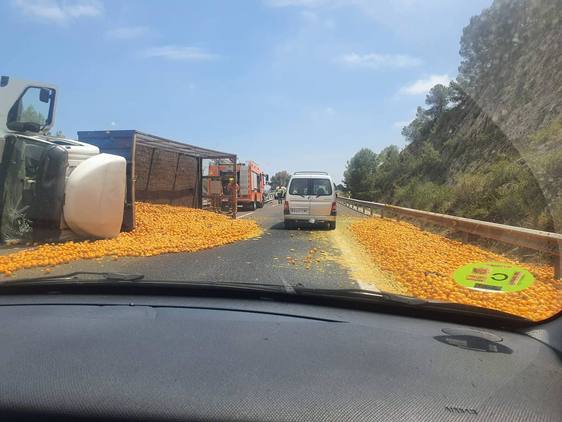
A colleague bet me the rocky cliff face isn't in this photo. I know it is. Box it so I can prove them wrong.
[394,0,561,231]
[460,0,561,226]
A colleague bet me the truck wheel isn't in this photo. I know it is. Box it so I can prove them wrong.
[329,221,336,230]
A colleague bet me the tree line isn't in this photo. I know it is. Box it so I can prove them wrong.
[343,0,558,232]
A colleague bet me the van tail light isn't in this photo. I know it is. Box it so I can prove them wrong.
[330,201,337,216]
[284,201,290,215]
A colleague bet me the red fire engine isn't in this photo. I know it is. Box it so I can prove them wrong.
[208,161,267,210]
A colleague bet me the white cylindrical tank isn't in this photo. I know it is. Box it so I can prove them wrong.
[63,153,126,239]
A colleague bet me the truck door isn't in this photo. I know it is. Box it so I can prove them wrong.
[251,171,259,196]
[239,165,249,198]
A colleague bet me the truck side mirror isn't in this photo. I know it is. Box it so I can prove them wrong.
[39,88,51,103]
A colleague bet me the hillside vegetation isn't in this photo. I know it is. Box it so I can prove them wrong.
[344,0,561,232]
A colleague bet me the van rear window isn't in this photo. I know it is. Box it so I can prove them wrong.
[311,179,332,196]
[289,178,332,196]
[289,178,309,195]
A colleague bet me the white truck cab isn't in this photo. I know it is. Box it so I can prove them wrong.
[284,171,337,230]
[0,76,126,243]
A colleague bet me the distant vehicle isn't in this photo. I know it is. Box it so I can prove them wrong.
[209,160,268,210]
[284,171,337,229]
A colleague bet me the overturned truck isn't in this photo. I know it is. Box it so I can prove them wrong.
[0,76,127,243]
[0,76,236,244]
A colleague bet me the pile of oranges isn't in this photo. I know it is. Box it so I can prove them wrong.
[349,217,562,321]
[0,202,261,278]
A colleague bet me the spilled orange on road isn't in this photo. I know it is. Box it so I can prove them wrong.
[0,203,261,277]
[350,217,562,321]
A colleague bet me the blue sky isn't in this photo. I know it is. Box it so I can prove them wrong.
[2,0,492,183]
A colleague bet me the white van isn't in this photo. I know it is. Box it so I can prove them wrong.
[284,172,337,229]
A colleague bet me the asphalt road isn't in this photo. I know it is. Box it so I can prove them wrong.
[9,203,396,291]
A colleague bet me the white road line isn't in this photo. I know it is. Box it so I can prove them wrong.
[238,211,256,219]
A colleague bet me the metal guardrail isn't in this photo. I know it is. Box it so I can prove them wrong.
[337,196,562,279]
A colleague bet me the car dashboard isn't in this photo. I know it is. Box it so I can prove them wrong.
[0,292,560,421]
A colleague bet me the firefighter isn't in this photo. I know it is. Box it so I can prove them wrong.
[226,177,239,213]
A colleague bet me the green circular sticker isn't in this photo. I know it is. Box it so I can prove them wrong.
[453,262,534,293]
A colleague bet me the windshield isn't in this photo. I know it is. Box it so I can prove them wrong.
[0,0,560,323]
[7,86,55,131]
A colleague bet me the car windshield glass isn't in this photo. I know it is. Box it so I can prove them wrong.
[0,0,560,323]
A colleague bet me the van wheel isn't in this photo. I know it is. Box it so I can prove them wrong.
[329,221,336,230]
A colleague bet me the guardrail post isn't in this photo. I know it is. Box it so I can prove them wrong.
[380,209,384,218]
[554,255,561,280]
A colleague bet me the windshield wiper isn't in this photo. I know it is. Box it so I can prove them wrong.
[4,271,145,284]
[1,274,288,293]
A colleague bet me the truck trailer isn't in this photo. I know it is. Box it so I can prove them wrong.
[77,130,238,227]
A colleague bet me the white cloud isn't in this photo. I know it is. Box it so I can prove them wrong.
[399,74,451,95]
[14,0,103,22]
[339,53,421,69]
[141,46,219,62]
[106,26,151,40]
